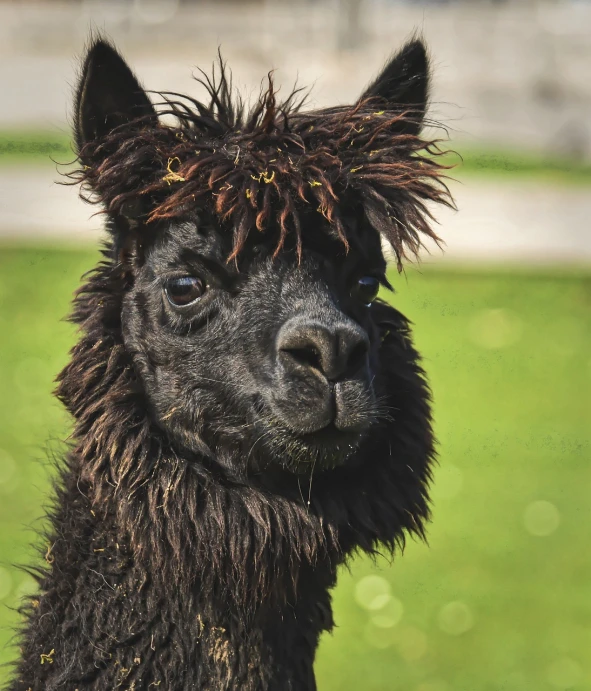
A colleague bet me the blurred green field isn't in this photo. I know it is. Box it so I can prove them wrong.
[0,247,589,690]
[2,130,591,185]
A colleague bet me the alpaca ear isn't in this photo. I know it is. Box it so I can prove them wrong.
[75,39,157,153]
[359,39,430,134]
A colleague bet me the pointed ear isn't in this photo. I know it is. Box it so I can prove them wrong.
[359,39,430,134]
[75,39,157,152]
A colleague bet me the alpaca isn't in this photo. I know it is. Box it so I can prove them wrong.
[8,37,452,690]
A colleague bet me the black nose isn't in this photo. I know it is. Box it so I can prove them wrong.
[277,317,369,381]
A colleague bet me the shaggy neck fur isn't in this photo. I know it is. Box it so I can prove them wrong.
[8,250,433,690]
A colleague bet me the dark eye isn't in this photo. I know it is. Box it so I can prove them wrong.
[352,276,380,306]
[164,276,206,307]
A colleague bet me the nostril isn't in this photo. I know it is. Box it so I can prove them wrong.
[282,345,322,372]
[277,319,369,381]
[346,339,368,374]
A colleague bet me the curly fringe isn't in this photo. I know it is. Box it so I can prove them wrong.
[71,60,454,270]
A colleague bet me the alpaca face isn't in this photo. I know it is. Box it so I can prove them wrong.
[120,211,388,471]
[73,40,449,475]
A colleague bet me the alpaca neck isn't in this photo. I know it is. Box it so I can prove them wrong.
[12,261,430,689]
[12,449,334,690]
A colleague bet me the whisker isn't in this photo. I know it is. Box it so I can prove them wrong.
[307,458,317,510]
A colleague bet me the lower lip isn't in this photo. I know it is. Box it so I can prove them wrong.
[297,423,360,446]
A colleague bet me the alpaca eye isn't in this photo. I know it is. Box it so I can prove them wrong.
[352,276,380,306]
[164,276,206,307]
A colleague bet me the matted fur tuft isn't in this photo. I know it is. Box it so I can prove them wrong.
[72,61,453,269]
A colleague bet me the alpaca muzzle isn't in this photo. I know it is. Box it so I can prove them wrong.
[268,313,375,440]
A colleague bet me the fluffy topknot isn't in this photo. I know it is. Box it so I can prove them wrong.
[73,62,453,269]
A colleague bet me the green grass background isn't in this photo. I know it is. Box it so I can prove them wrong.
[0,247,589,690]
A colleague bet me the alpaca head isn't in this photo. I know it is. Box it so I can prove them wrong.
[72,39,450,479]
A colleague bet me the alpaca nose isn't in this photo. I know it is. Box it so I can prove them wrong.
[277,317,369,381]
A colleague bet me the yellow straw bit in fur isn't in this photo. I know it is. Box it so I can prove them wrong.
[40,650,55,665]
[162,157,185,184]
[251,170,275,184]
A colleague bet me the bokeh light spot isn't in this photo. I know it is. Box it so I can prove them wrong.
[16,576,38,601]
[363,620,397,649]
[524,500,560,537]
[354,575,391,611]
[370,595,404,628]
[396,626,428,662]
[0,567,13,600]
[547,657,583,689]
[468,308,522,349]
[437,601,474,636]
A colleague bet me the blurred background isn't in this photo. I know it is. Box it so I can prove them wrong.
[0,1,589,689]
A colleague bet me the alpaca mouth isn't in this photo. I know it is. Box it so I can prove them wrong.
[250,409,365,472]
[249,378,376,471]
[292,425,363,470]
[297,421,361,447]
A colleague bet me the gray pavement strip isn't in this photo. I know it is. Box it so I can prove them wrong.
[0,169,589,263]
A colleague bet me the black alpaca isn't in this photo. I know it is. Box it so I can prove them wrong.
[8,38,451,690]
